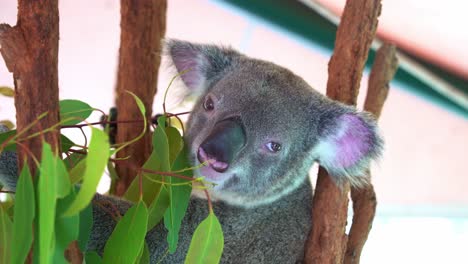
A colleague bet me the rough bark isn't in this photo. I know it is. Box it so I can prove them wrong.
[0,0,83,262]
[344,43,397,264]
[114,0,167,196]
[0,0,61,172]
[304,0,382,263]
[363,44,398,120]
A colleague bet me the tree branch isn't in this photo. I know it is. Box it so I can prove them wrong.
[304,0,382,263]
[344,43,398,264]
[114,0,167,196]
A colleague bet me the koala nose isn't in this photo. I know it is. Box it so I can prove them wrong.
[198,117,246,173]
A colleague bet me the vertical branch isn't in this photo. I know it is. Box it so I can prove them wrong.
[0,0,60,173]
[114,0,167,196]
[304,0,382,263]
[345,43,398,264]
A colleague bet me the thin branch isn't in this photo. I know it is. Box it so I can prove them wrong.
[305,0,382,263]
[345,43,398,264]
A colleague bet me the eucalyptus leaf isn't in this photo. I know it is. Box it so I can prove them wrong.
[0,86,14,97]
[124,116,170,228]
[0,131,75,153]
[64,127,109,216]
[164,146,193,253]
[55,155,71,198]
[0,129,16,151]
[63,152,85,170]
[38,143,59,263]
[10,165,35,264]
[61,134,75,152]
[154,116,170,172]
[0,120,14,130]
[85,251,103,264]
[59,99,93,126]
[184,212,224,264]
[69,157,87,185]
[0,204,13,264]
[54,190,80,263]
[147,186,169,231]
[107,161,119,195]
[102,200,148,264]
[78,202,94,251]
[136,242,150,264]
[165,126,183,166]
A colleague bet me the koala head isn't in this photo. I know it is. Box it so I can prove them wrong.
[166,39,383,207]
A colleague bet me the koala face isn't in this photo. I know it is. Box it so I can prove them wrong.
[167,40,383,207]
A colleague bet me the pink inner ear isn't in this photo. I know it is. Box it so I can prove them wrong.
[176,57,203,89]
[334,114,372,168]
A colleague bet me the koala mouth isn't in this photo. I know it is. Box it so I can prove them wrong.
[198,147,229,172]
[196,147,230,182]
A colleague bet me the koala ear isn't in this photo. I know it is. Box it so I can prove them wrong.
[313,108,383,186]
[165,39,239,93]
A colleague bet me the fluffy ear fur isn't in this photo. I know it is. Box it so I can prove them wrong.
[165,39,240,94]
[313,108,383,186]
[0,125,18,191]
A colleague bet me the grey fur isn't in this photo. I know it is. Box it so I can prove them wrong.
[0,125,18,191]
[0,39,383,263]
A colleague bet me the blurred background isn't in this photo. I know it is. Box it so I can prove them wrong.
[0,0,467,263]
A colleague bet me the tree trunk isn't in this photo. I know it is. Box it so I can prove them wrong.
[0,0,61,172]
[304,0,382,263]
[344,43,398,264]
[0,0,84,262]
[114,0,167,196]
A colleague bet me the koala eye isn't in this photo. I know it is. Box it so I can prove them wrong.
[203,96,214,111]
[266,142,282,153]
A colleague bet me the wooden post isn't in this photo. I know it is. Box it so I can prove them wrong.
[304,0,382,263]
[114,0,167,196]
[344,43,398,264]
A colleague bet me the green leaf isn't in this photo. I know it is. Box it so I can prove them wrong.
[164,146,193,253]
[0,131,75,153]
[55,156,71,198]
[64,128,109,216]
[53,190,80,263]
[136,242,150,264]
[85,251,103,264]
[38,143,59,263]
[63,152,85,170]
[0,86,14,97]
[69,157,87,184]
[102,200,148,264]
[0,204,13,264]
[78,202,94,251]
[0,129,16,151]
[124,116,175,230]
[147,186,169,231]
[61,134,75,152]
[153,116,170,171]
[0,120,14,130]
[10,165,35,264]
[107,161,119,195]
[165,126,183,166]
[59,99,93,126]
[184,212,224,264]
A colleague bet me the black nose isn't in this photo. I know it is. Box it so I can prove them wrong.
[197,117,246,173]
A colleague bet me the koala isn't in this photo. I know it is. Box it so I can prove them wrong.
[0,39,382,263]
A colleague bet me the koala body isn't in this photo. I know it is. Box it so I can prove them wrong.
[0,40,382,263]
